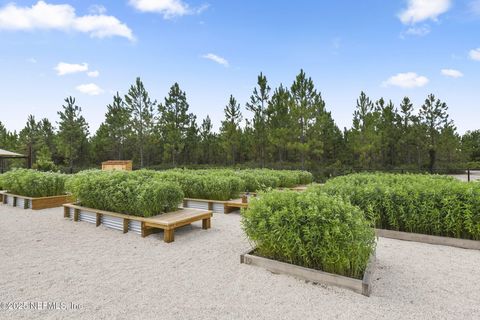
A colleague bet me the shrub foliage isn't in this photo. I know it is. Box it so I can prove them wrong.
[242,190,375,279]
[66,170,183,217]
[319,173,480,240]
[0,169,67,197]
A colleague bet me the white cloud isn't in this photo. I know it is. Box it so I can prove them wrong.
[88,4,107,15]
[54,62,88,75]
[470,48,480,61]
[441,69,463,78]
[87,70,100,78]
[76,83,103,95]
[0,1,134,40]
[129,0,208,18]
[404,25,431,36]
[399,0,451,24]
[202,53,229,67]
[27,57,37,63]
[382,72,429,88]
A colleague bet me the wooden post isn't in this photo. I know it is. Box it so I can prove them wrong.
[73,208,79,222]
[183,199,188,207]
[202,217,211,230]
[208,201,213,211]
[468,169,471,182]
[123,219,129,233]
[164,229,174,243]
[141,221,147,237]
[63,206,70,218]
[96,213,101,227]
[13,196,17,207]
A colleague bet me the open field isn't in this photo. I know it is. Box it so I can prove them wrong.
[1,205,480,320]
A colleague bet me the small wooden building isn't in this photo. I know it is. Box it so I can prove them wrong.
[101,160,133,171]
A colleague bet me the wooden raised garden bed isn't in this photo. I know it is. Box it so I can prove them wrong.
[63,203,212,243]
[375,229,480,250]
[1,192,73,210]
[240,249,376,296]
[182,194,254,214]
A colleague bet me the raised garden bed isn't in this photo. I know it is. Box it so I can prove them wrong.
[64,203,212,243]
[240,249,376,296]
[182,195,253,214]
[1,191,73,210]
[375,229,480,250]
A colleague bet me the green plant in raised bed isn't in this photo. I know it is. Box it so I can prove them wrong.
[66,170,183,217]
[317,173,480,240]
[242,190,376,279]
[0,169,68,197]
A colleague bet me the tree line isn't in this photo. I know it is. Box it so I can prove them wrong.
[1,70,479,176]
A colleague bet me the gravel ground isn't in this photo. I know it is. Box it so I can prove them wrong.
[450,170,480,182]
[1,205,480,320]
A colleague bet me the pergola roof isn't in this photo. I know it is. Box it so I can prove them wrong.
[0,148,26,158]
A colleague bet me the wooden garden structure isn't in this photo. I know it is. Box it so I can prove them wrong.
[64,203,212,243]
[101,160,133,171]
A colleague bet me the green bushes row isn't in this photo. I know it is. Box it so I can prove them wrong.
[157,168,313,199]
[242,190,376,279]
[318,173,480,240]
[66,170,183,217]
[0,169,67,197]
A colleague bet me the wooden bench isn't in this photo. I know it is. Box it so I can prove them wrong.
[64,203,212,243]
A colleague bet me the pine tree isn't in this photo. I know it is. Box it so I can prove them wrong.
[158,83,191,165]
[246,72,270,167]
[267,85,292,163]
[56,96,89,171]
[19,115,39,167]
[200,116,216,164]
[290,70,317,169]
[220,95,242,165]
[105,92,130,159]
[419,94,450,172]
[124,77,155,168]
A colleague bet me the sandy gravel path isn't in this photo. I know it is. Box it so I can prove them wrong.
[1,205,479,320]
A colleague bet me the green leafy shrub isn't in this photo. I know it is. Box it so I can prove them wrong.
[242,190,376,279]
[66,170,183,217]
[157,169,244,201]
[318,173,480,240]
[0,169,67,197]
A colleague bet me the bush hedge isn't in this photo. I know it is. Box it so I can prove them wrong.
[318,173,480,240]
[0,169,68,197]
[242,190,376,279]
[66,170,183,217]
[156,168,313,198]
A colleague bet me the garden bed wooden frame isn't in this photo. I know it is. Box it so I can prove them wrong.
[1,192,73,210]
[240,249,376,296]
[375,229,480,250]
[182,197,251,214]
[63,203,212,243]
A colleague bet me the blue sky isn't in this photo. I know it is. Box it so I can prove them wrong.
[0,0,479,134]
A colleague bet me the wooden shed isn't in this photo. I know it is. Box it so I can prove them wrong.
[101,160,133,171]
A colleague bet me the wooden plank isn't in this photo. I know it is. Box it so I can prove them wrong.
[240,250,375,296]
[375,229,480,250]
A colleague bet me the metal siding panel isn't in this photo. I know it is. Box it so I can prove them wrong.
[185,200,209,210]
[129,220,142,235]
[101,215,124,232]
[212,203,226,214]
[79,210,96,224]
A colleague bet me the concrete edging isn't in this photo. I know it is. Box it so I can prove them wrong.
[375,229,480,250]
[240,249,376,296]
